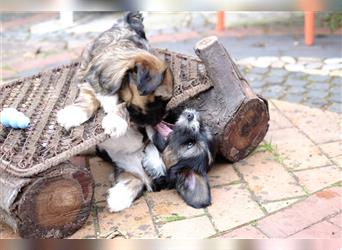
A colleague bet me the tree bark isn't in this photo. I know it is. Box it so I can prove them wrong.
[0,156,94,238]
[175,36,270,162]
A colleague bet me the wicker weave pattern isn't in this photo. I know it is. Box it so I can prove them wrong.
[0,50,213,177]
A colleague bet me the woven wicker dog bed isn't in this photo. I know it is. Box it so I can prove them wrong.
[0,49,212,178]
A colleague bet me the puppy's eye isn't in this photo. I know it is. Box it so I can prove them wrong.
[187,142,194,149]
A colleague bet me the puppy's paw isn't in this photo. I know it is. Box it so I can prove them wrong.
[142,143,166,179]
[107,183,134,212]
[57,106,89,130]
[102,113,128,137]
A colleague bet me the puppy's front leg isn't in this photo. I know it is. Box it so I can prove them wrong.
[98,95,129,137]
[57,83,100,130]
[107,172,144,212]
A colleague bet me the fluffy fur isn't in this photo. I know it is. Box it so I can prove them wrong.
[57,12,174,212]
[143,109,216,208]
[57,11,173,130]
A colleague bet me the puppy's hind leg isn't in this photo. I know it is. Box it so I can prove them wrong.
[57,83,100,130]
[107,171,145,212]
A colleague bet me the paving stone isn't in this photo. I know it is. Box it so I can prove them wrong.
[89,157,114,203]
[287,86,306,94]
[235,152,305,202]
[289,221,341,238]
[281,56,296,64]
[271,60,285,68]
[309,82,330,91]
[268,101,293,131]
[146,189,205,223]
[262,198,300,214]
[305,98,328,108]
[285,79,307,87]
[249,80,264,89]
[263,85,285,99]
[256,187,342,238]
[0,222,19,239]
[294,165,341,193]
[307,75,331,83]
[304,62,323,70]
[328,213,342,228]
[269,69,288,77]
[264,127,332,170]
[285,64,305,72]
[252,88,263,95]
[272,100,342,144]
[207,185,264,231]
[329,93,342,103]
[97,198,157,239]
[250,67,269,75]
[323,64,342,71]
[158,216,215,239]
[331,70,342,77]
[330,85,341,93]
[319,141,342,159]
[331,77,341,85]
[332,155,342,168]
[68,215,97,239]
[264,75,285,85]
[282,94,305,103]
[237,57,256,66]
[328,103,342,113]
[208,161,240,187]
[324,58,342,64]
[287,72,307,81]
[246,73,263,82]
[306,90,329,99]
[251,60,270,68]
[219,225,267,238]
[298,57,322,64]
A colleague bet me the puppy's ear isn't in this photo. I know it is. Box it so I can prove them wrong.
[175,170,211,209]
[154,67,174,100]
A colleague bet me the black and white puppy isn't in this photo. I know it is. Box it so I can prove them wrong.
[143,109,216,208]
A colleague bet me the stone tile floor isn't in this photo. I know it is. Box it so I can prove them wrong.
[1,99,341,239]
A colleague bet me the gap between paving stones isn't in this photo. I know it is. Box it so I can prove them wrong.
[209,184,341,238]
[270,100,339,167]
[140,196,161,238]
[231,166,268,215]
[284,210,342,238]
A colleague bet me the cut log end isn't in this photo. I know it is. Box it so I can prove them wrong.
[195,36,218,51]
[220,97,269,162]
[15,160,93,239]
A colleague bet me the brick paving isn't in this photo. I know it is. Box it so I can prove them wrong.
[0,13,341,239]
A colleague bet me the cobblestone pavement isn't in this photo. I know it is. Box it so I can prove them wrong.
[0,13,341,239]
[1,99,341,239]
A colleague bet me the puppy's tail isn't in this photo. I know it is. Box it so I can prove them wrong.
[125,11,146,39]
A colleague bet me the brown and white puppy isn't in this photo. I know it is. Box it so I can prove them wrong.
[57,12,173,133]
[143,109,216,208]
[57,12,174,212]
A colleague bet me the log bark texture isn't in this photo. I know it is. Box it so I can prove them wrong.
[0,157,93,238]
[175,36,270,161]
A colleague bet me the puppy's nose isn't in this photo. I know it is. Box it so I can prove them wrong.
[187,113,194,121]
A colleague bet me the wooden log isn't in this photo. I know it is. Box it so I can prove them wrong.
[0,157,93,238]
[173,36,269,162]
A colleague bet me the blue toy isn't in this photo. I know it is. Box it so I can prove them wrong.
[0,108,30,129]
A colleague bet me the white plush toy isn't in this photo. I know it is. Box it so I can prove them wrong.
[0,108,30,129]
